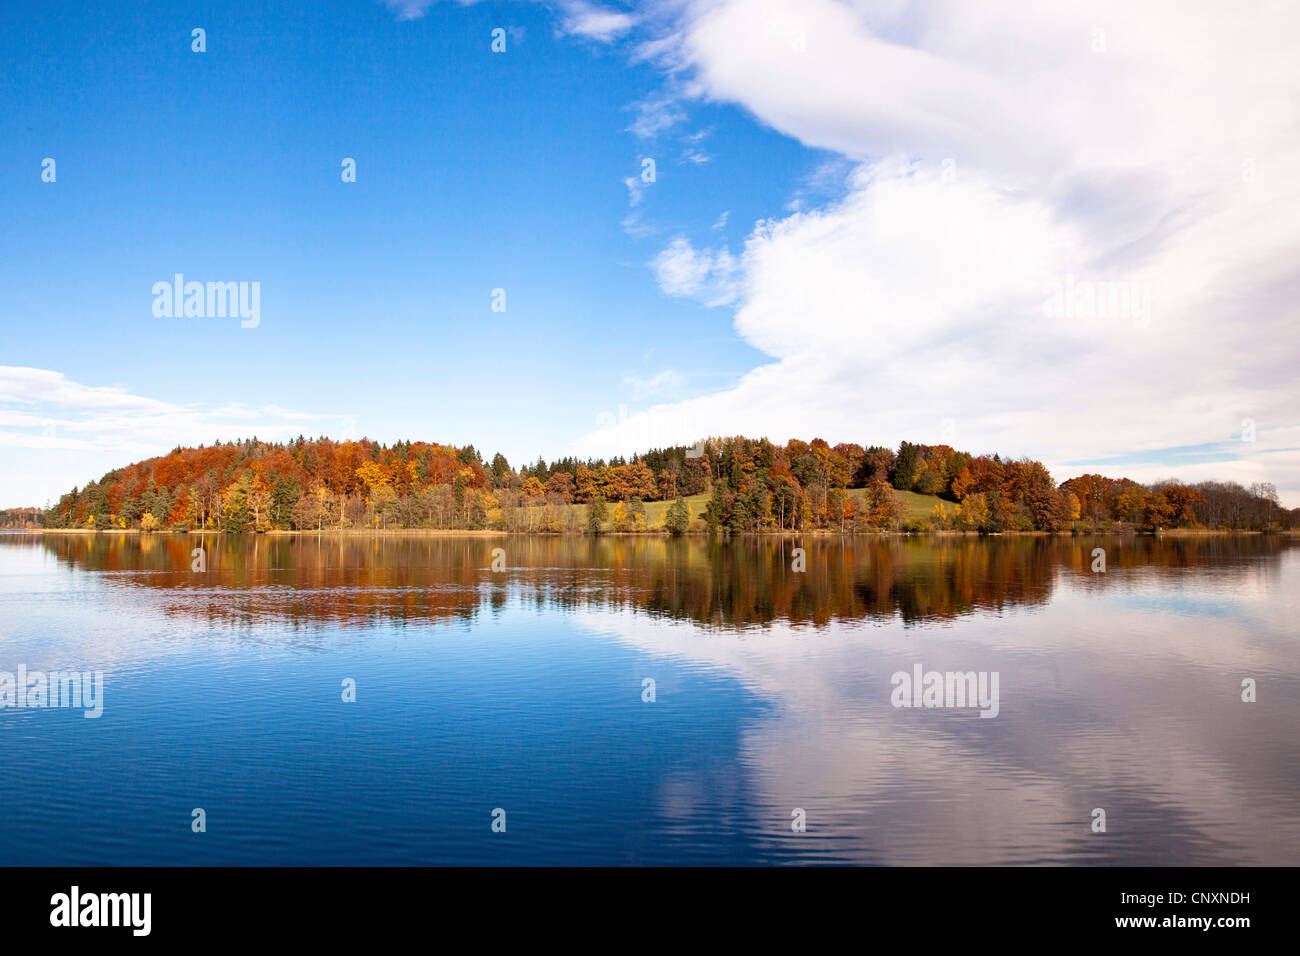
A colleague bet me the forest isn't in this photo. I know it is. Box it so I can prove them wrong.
[37,436,1297,534]
[0,507,42,530]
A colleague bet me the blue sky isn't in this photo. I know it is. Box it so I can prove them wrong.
[2,0,1298,506]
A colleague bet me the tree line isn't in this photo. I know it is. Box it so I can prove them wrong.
[0,507,42,529]
[38,435,1297,533]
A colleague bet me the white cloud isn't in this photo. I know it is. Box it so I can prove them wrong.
[577,584,1299,863]
[576,0,1300,504]
[623,369,687,400]
[620,210,656,238]
[623,174,647,207]
[382,0,447,21]
[652,236,740,308]
[0,367,349,506]
[554,1,635,42]
[0,367,176,414]
[626,92,686,139]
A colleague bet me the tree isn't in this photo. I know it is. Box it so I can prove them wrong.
[291,488,321,531]
[827,487,851,532]
[586,496,608,535]
[221,475,250,532]
[417,484,455,528]
[1115,485,1145,524]
[770,473,800,531]
[863,446,895,485]
[950,466,975,502]
[543,471,575,504]
[729,490,755,534]
[628,497,648,532]
[370,484,400,528]
[521,476,545,500]
[891,442,921,491]
[291,484,334,531]
[665,497,690,535]
[954,492,988,531]
[625,461,658,500]
[272,475,300,529]
[1158,483,1203,526]
[657,469,677,500]
[247,476,273,531]
[868,480,900,530]
[914,465,941,496]
[1143,491,1174,530]
[355,460,392,494]
[490,452,511,484]
[683,454,711,496]
[982,490,1014,532]
[574,464,597,503]
[703,479,733,533]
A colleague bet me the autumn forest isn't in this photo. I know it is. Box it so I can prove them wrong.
[32,435,1297,535]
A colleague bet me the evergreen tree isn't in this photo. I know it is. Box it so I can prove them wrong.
[665,496,690,536]
[586,496,608,535]
[703,479,733,533]
[891,442,921,491]
[273,476,301,529]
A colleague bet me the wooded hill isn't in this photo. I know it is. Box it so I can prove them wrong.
[39,436,1296,533]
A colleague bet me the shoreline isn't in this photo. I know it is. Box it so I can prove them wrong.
[20,527,1294,537]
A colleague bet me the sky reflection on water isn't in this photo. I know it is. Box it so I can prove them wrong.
[0,533,1296,865]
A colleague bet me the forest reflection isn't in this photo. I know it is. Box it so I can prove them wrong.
[18,532,1295,631]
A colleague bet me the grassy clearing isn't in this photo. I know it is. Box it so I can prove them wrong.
[846,488,949,523]
[561,489,948,530]
[558,493,710,530]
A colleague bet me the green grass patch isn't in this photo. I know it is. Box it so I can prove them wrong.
[847,488,948,523]
[561,489,949,530]
[559,493,711,530]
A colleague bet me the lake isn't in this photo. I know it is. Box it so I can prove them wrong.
[1,532,1296,865]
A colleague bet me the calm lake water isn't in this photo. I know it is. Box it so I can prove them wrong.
[1,532,1297,866]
